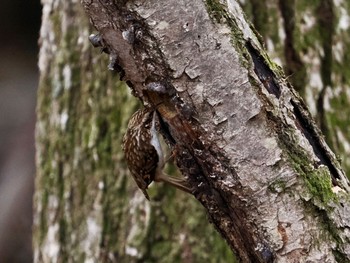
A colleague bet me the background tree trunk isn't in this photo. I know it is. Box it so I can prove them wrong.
[34,1,233,262]
[34,0,350,262]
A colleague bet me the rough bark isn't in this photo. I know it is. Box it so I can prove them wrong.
[240,0,350,177]
[80,0,350,262]
[34,0,233,262]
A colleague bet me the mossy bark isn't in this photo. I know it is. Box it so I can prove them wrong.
[240,0,350,176]
[34,1,233,262]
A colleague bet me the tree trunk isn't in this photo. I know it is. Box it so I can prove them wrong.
[34,0,350,263]
[34,0,233,262]
[240,0,350,176]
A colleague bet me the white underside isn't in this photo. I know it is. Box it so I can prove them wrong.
[150,112,164,167]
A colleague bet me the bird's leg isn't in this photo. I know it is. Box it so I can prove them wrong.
[154,172,192,194]
[158,150,192,193]
[162,151,175,167]
[150,112,191,194]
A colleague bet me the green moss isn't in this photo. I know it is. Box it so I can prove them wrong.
[305,166,335,204]
[268,179,287,193]
[275,128,350,258]
[279,129,336,206]
[206,0,289,86]
[205,0,226,23]
[206,1,257,74]
[262,53,285,77]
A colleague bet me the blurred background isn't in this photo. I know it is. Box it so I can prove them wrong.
[0,0,41,261]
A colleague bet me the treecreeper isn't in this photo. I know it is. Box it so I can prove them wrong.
[122,107,191,200]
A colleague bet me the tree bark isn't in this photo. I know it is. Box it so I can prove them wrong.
[35,0,350,262]
[79,0,350,262]
[34,0,233,262]
[240,0,350,177]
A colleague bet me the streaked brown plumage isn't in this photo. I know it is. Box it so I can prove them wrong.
[122,108,190,200]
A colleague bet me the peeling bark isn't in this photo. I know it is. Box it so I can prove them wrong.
[81,0,350,262]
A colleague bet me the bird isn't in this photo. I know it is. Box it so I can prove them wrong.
[122,108,191,200]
